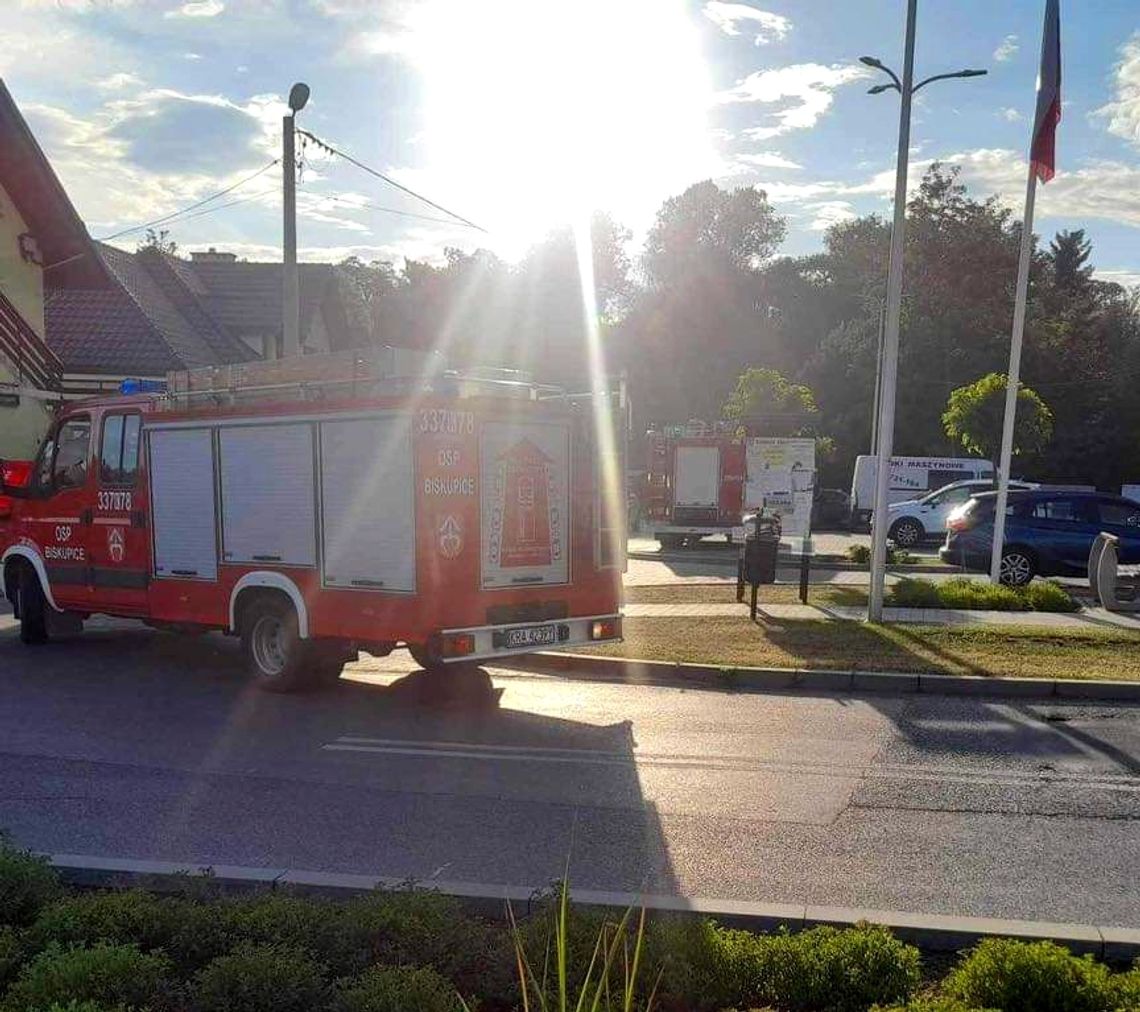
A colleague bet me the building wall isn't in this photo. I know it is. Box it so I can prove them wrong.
[0,179,52,458]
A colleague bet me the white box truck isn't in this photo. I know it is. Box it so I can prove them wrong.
[849,455,993,529]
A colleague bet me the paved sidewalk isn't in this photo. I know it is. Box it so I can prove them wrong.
[623,600,1140,631]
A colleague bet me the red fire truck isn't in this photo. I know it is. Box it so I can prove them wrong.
[0,350,625,691]
[639,422,744,548]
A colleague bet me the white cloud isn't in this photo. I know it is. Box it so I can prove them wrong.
[183,52,203,60]
[999,107,1023,122]
[1095,32,1140,150]
[702,2,791,46]
[721,63,869,139]
[804,200,856,230]
[993,34,1019,62]
[734,151,802,169]
[1095,268,1140,290]
[21,89,287,231]
[165,0,224,16]
[95,72,144,91]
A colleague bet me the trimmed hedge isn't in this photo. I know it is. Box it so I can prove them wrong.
[4,839,1140,1012]
[888,577,1079,613]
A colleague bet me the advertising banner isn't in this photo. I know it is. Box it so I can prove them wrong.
[744,437,816,537]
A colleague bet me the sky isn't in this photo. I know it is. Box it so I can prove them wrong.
[4,0,1140,287]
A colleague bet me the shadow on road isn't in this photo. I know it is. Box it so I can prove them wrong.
[0,624,677,895]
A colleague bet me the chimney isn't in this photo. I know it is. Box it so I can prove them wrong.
[190,247,237,263]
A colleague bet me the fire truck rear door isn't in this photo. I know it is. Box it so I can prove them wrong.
[481,419,570,589]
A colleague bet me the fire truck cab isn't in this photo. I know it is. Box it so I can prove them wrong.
[1,351,625,692]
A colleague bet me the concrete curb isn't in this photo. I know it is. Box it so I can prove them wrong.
[628,550,958,573]
[519,652,1140,702]
[46,853,1140,958]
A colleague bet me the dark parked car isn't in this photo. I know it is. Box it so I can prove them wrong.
[812,488,851,530]
[939,489,1140,585]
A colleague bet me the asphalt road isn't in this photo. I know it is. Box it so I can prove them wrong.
[2,620,1139,927]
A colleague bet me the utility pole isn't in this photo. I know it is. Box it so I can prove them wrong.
[282,82,309,359]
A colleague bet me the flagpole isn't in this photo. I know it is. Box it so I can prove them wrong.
[989,162,1037,584]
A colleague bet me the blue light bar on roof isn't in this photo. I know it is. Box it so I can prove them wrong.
[120,378,167,395]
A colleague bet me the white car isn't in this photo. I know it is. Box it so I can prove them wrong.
[884,479,1035,547]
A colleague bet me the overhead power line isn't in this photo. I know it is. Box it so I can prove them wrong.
[295,127,486,233]
[95,159,281,242]
[307,191,480,228]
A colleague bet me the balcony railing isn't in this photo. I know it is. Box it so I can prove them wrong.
[0,287,62,392]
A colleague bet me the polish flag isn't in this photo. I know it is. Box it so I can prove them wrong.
[1030,0,1061,182]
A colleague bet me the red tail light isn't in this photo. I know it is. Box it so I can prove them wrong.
[947,515,970,532]
[1,460,32,489]
[440,632,476,658]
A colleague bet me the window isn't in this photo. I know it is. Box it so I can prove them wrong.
[33,433,57,491]
[100,414,142,486]
[51,418,91,490]
[1098,501,1140,527]
[1030,499,1086,523]
[929,486,972,507]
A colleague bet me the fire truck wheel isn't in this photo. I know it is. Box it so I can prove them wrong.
[17,566,49,646]
[407,643,438,670]
[241,595,311,692]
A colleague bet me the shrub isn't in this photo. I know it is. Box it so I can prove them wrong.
[750,925,921,1012]
[1,925,25,988]
[1109,964,1140,1008]
[1022,579,1080,613]
[889,578,944,609]
[872,997,998,1012]
[1,942,171,1012]
[24,1003,127,1012]
[336,890,514,1004]
[848,546,913,566]
[933,578,1026,612]
[28,890,219,972]
[191,943,327,1012]
[943,938,1116,1012]
[332,965,462,1012]
[0,839,62,927]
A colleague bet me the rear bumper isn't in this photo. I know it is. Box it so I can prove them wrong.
[939,545,987,571]
[654,524,733,537]
[438,613,622,664]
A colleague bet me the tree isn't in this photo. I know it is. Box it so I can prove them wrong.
[137,228,177,256]
[722,367,818,429]
[1049,228,1093,292]
[642,180,786,286]
[942,372,1054,476]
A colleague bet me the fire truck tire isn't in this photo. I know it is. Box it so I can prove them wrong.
[17,566,49,646]
[407,642,437,670]
[240,595,313,692]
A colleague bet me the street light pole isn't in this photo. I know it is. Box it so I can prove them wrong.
[867,0,917,622]
[282,82,310,359]
[859,19,987,622]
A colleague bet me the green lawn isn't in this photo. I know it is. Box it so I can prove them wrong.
[584,615,1140,680]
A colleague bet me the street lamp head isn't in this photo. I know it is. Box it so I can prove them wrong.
[867,83,894,95]
[287,82,310,114]
[958,69,988,78]
[859,56,883,68]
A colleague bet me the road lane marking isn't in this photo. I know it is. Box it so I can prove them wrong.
[321,737,1140,791]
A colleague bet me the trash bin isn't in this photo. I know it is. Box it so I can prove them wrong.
[737,512,782,616]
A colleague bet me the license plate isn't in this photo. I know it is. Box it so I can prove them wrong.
[497,624,559,649]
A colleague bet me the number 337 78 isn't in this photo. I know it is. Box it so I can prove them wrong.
[98,490,132,511]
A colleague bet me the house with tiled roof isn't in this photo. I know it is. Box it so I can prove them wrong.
[0,78,110,456]
[46,245,372,396]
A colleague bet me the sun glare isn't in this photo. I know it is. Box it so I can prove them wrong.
[401,0,717,257]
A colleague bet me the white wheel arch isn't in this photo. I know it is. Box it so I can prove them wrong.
[229,572,310,639]
[1,546,63,612]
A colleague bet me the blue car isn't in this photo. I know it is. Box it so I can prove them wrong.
[939,489,1140,586]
